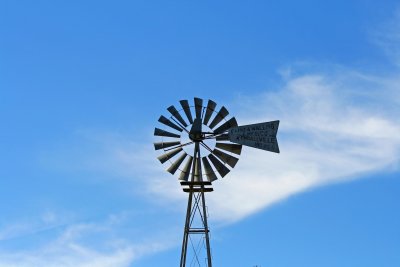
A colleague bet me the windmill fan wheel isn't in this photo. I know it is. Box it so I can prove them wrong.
[154,97,242,183]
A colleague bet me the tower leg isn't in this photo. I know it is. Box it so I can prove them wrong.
[180,185,212,267]
[201,186,212,267]
[180,187,194,267]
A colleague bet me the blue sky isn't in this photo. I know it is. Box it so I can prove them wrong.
[1,1,400,266]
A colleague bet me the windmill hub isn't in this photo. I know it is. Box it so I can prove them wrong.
[189,133,204,141]
[188,118,204,141]
[182,123,216,157]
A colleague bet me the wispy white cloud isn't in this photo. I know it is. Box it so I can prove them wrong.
[0,210,73,242]
[206,71,400,222]
[372,7,400,66]
[0,212,173,267]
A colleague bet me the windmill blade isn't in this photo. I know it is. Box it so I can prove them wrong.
[179,156,193,181]
[167,105,188,127]
[208,106,229,129]
[215,142,242,155]
[167,153,187,174]
[213,117,238,135]
[212,148,239,168]
[215,133,229,141]
[154,128,181,138]
[179,100,194,124]
[203,99,216,126]
[208,154,230,178]
[154,141,181,150]
[193,155,202,182]
[201,157,218,182]
[158,115,183,132]
[194,97,203,120]
[157,147,183,163]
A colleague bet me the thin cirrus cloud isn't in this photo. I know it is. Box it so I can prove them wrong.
[0,213,172,267]
[372,8,400,67]
[0,223,134,267]
[145,69,400,224]
[144,13,400,221]
[70,63,400,225]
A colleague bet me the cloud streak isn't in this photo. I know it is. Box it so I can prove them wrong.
[86,67,400,224]
[206,71,400,222]
[10,67,398,267]
[372,7,400,66]
[0,213,173,267]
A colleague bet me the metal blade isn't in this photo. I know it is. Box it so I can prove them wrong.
[203,99,216,126]
[212,148,239,168]
[194,97,203,120]
[208,154,230,178]
[167,105,188,127]
[216,133,229,141]
[208,106,229,129]
[201,157,218,182]
[157,147,183,163]
[154,141,181,150]
[158,115,183,132]
[167,153,187,174]
[179,100,193,124]
[179,156,193,181]
[215,142,242,155]
[213,117,238,134]
[154,128,181,138]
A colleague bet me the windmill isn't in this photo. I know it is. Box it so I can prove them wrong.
[154,97,279,267]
